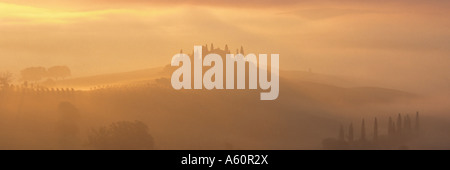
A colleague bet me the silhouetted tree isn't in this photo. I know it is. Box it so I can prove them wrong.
[0,72,13,90]
[415,112,420,132]
[225,44,229,52]
[48,66,71,80]
[397,114,402,134]
[325,113,423,149]
[361,119,366,141]
[21,67,47,82]
[374,118,378,141]
[87,121,154,150]
[348,123,354,142]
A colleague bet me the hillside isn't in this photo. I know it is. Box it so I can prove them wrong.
[53,67,167,88]
[53,67,416,103]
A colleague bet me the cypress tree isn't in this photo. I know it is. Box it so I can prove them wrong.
[225,44,229,53]
[361,119,366,141]
[397,113,402,134]
[374,117,378,141]
[348,123,354,142]
[388,117,393,136]
[415,112,420,132]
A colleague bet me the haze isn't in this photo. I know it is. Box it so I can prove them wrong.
[1,0,450,150]
[1,0,449,94]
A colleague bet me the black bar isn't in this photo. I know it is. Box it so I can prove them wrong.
[2,150,441,169]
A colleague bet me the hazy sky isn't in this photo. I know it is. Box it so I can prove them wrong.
[0,0,449,93]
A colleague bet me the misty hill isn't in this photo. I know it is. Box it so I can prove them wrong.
[53,67,167,88]
[52,66,416,103]
[0,65,423,150]
[53,67,350,88]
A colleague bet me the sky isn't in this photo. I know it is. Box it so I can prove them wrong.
[0,0,449,94]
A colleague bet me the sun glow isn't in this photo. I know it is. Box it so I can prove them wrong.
[0,2,172,24]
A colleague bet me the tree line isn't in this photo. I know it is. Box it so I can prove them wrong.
[20,66,71,82]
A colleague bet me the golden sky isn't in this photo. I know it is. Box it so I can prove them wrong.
[0,0,449,93]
